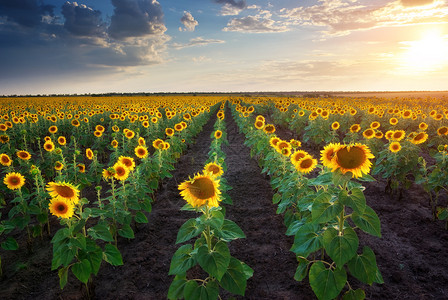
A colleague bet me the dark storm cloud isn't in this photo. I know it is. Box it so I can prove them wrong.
[400,0,434,6]
[108,0,166,40]
[0,0,54,27]
[62,2,105,37]
[214,0,246,9]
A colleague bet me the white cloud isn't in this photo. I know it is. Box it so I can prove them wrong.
[171,37,225,49]
[180,11,198,32]
[223,15,288,33]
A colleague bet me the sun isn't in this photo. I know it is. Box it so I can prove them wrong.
[400,30,448,73]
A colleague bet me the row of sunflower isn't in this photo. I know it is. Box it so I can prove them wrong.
[168,103,253,300]
[0,96,221,295]
[230,100,383,300]
[262,95,448,223]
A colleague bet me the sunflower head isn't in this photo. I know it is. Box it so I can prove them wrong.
[118,156,135,170]
[44,141,55,152]
[152,138,164,150]
[254,120,265,130]
[166,128,175,136]
[203,162,224,177]
[290,139,301,149]
[295,155,318,174]
[0,153,12,166]
[49,198,74,219]
[111,139,118,148]
[178,173,221,208]
[135,145,148,159]
[138,137,146,146]
[0,135,10,143]
[291,150,309,165]
[350,124,361,133]
[263,124,276,134]
[54,161,64,171]
[437,126,448,136]
[389,118,398,126]
[320,143,341,168]
[362,128,375,139]
[389,142,401,153]
[48,125,58,134]
[86,148,94,160]
[330,143,374,178]
[331,122,340,130]
[57,136,66,145]
[125,130,135,139]
[46,181,80,203]
[391,130,406,141]
[411,132,428,145]
[419,122,428,131]
[77,163,85,173]
[370,121,380,129]
[214,130,222,139]
[113,162,130,181]
[4,172,25,190]
[103,168,115,180]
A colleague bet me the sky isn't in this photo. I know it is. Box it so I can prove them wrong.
[0,0,448,95]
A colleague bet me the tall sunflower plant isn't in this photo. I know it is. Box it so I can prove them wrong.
[168,170,253,300]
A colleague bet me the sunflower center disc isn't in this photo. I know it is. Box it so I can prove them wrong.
[336,147,366,169]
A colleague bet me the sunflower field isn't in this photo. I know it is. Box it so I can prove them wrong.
[1,94,448,299]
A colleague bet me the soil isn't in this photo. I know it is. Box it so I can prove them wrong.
[1,105,448,300]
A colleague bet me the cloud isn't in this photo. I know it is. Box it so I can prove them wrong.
[108,0,166,40]
[172,37,225,49]
[214,0,246,15]
[180,11,198,31]
[0,0,54,27]
[223,15,288,33]
[280,0,448,36]
[400,0,435,6]
[62,2,104,37]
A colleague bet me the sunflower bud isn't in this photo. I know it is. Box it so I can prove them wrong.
[438,145,445,152]
[95,186,102,191]
[55,148,62,155]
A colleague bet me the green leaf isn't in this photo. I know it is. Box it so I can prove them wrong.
[52,244,76,270]
[347,246,382,285]
[169,244,196,275]
[134,211,148,223]
[51,228,70,244]
[140,197,152,213]
[197,241,230,281]
[323,227,359,268]
[312,192,343,224]
[309,261,347,300]
[118,224,135,239]
[200,210,224,230]
[343,289,366,300]
[72,259,91,284]
[294,257,309,281]
[286,219,306,236]
[183,280,219,300]
[348,188,366,214]
[176,218,204,244]
[290,223,322,257]
[103,244,123,266]
[352,206,381,237]
[1,236,19,250]
[168,275,188,300]
[88,224,114,242]
[216,219,245,242]
[87,245,103,276]
[70,234,87,250]
[219,257,249,296]
[241,262,254,280]
[332,170,353,187]
[58,266,69,289]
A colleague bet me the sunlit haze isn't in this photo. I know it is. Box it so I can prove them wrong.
[1,0,448,95]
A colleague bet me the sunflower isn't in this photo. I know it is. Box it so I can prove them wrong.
[46,181,79,203]
[389,142,401,153]
[0,135,9,143]
[375,131,383,139]
[3,172,25,190]
[163,141,170,150]
[263,124,276,134]
[0,124,7,131]
[411,132,428,145]
[391,130,406,141]
[331,121,340,130]
[370,121,380,129]
[385,130,394,140]
[113,162,130,181]
[389,118,398,126]
[276,140,291,153]
[151,117,158,124]
[153,139,164,150]
[320,143,341,168]
[256,115,265,122]
[269,137,281,148]
[214,130,222,139]
[419,122,428,131]
[94,130,102,138]
[437,126,448,136]
[125,130,135,139]
[57,136,66,146]
[14,150,30,162]
[254,120,265,130]
[77,163,85,173]
[350,124,361,133]
[48,198,74,219]
[178,173,221,208]
[329,143,374,178]
[291,150,309,166]
[102,168,115,180]
[48,125,58,134]
[111,139,118,148]
[54,161,64,171]
[71,119,80,127]
[281,148,291,157]
[138,137,146,146]
[203,162,224,177]
[181,121,187,129]
[295,155,318,174]
[95,125,105,132]
[290,139,301,149]
[44,136,51,142]
[135,145,148,159]
[166,128,175,136]
[362,128,375,139]
[174,123,183,131]
[44,140,55,152]
[118,156,135,170]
